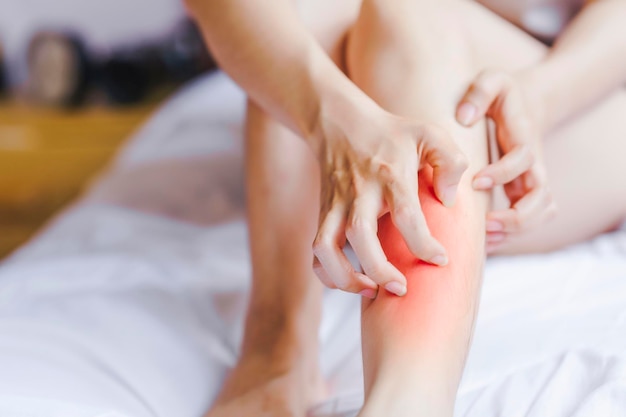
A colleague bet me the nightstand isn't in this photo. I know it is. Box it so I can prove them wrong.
[0,101,158,258]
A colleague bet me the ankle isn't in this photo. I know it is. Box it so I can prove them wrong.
[360,362,458,417]
[361,381,455,417]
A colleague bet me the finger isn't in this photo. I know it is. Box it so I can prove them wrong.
[472,145,533,190]
[312,258,337,289]
[385,176,448,266]
[486,242,503,255]
[503,163,548,206]
[456,70,510,126]
[485,232,508,255]
[486,232,506,244]
[346,191,408,296]
[486,185,552,232]
[419,124,469,207]
[503,176,528,206]
[313,202,379,296]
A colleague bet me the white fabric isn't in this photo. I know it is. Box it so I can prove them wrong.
[0,72,625,417]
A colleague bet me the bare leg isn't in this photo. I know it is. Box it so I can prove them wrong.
[205,103,325,417]
[347,1,626,415]
[497,91,626,253]
[346,1,491,415]
[205,2,363,416]
[450,2,626,254]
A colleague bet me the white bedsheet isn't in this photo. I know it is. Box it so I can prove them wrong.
[0,72,625,417]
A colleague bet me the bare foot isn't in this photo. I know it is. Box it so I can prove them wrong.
[357,387,454,417]
[206,352,327,417]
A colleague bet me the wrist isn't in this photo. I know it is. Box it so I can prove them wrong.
[305,59,381,155]
[517,68,552,135]
[362,374,455,417]
[517,58,572,134]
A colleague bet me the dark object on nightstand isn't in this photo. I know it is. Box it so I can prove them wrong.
[26,19,216,108]
[0,42,6,96]
[100,20,216,105]
[27,31,92,107]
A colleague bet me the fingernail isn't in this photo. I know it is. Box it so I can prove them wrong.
[442,186,457,208]
[385,282,407,297]
[472,176,494,190]
[457,103,477,126]
[486,220,504,232]
[359,289,378,299]
[430,254,448,266]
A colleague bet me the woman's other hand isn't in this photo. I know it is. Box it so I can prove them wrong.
[456,69,556,252]
[312,103,468,298]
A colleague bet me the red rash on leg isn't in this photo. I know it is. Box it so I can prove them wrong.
[371,167,485,356]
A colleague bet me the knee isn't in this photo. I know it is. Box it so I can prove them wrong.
[345,0,473,90]
[345,1,419,81]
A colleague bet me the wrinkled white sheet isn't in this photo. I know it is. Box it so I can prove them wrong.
[0,73,625,417]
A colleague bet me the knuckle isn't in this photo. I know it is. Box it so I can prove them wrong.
[345,215,369,238]
[394,204,418,227]
[452,152,470,172]
[334,279,350,291]
[313,268,335,289]
[334,275,359,293]
[312,234,332,255]
[498,165,515,182]
[382,170,403,191]
[365,263,386,282]
[376,162,398,184]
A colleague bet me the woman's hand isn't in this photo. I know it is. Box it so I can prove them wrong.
[456,69,556,252]
[312,104,468,297]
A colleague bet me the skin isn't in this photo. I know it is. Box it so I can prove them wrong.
[184,0,469,298]
[457,0,626,252]
[357,4,626,415]
[348,3,488,415]
[84,0,626,414]
[177,0,626,416]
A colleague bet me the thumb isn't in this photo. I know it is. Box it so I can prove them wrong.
[456,70,510,126]
[419,124,468,207]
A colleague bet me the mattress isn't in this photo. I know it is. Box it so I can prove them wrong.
[0,72,625,417]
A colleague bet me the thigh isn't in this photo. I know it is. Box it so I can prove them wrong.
[296,0,362,63]
[496,90,626,254]
[453,1,626,254]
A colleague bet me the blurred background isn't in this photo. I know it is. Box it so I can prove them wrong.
[0,0,216,258]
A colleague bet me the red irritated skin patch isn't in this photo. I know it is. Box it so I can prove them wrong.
[361,167,486,377]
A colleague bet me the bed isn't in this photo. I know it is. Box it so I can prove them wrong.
[0,72,625,417]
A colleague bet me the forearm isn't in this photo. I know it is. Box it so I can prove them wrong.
[185,0,373,150]
[523,0,626,131]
